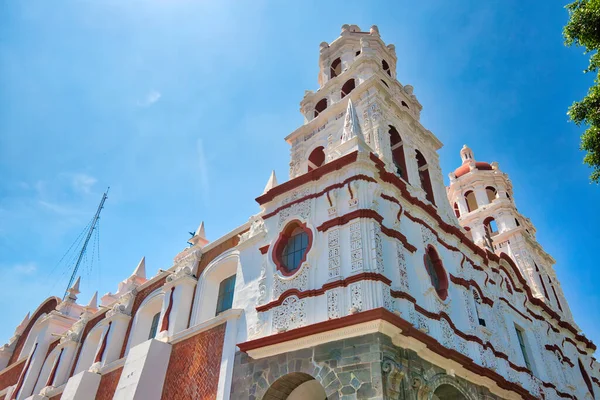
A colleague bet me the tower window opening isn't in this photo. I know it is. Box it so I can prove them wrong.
[307,146,325,172]
[330,58,341,78]
[401,100,410,109]
[485,186,498,203]
[416,150,435,205]
[380,79,389,88]
[355,50,361,56]
[464,191,478,212]
[388,126,408,182]
[453,202,460,218]
[548,277,564,312]
[535,263,550,299]
[423,246,448,300]
[506,192,511,200]
[314,98,328,118]
[578,359,595,399]
[483,216,498,236]
[472,289,486,326]
[515,218,520,227]
[341,79,355,98]
[382,59,391,76]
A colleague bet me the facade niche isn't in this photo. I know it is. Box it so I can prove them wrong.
[423,245,448,300]
[486,186,498,203]
[382,59,391,76]
[464,191,478,212]
[388,126,408,182]
[416,150,435,205]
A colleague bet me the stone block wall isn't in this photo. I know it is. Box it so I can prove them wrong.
[160,323,226,400]
[230,333,504,400]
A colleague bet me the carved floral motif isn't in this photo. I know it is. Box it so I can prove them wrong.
[350,222,364,272]
[272,296,306,332]
[328,229,341,279]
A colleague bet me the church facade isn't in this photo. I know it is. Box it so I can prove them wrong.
[0,24,598,400]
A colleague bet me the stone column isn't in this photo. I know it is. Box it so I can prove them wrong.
[157,267,197,340]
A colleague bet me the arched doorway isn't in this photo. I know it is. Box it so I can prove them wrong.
[263,372,327,400]
[433,383,467,400]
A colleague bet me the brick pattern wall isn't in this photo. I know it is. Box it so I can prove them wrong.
[7,298,59,365]
[95,367,122,400]
[0,359,25,391]
[161,324,226,400]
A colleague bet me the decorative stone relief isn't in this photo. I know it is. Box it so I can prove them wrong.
[350,283,363,313]
[172,247,201,272]
[383,286,393,311]
[463,291,476,332]
[328,229,341,279]
[272,296,307,333]
[327,290,340,320]
[239,215,266,244]
[371,223,384,274]
[278,188,312,227]
[166,265,194,284]
[273,264,309,298]
[441,319,454,349]
[257,258,268,305]
[289,145,304,179]
[457,339,469,356]
[417,314,429,333]
[420,225,436,247]
[396,244,409,292]
[350,222,364,272]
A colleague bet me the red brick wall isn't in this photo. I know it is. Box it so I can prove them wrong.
[49,394,62,400]
[0,359,25,391]
[95,367,122,400]
[161,324,226,400]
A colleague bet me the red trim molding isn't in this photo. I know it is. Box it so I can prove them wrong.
[272,220,313,277]
[160,286,175,333]
[237,308,573,400]
[256,272,392,312]
[94,322,112,363]
[258,245,269,255]
[317,209,417,253]
[449,274,493,306]
[257,151,359,205]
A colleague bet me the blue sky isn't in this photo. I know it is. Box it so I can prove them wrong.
[1,0,598,350]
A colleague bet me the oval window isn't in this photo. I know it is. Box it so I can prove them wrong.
[423,246,449,300]
[273,221,312,276]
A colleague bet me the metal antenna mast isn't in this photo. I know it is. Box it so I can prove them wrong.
[63,187,109,299]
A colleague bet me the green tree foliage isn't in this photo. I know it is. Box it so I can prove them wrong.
[564,0,600,183]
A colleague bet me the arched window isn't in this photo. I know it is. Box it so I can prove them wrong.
[453,203,460,218]
[423,246,448,300]
[273,221,313,276]
[74,325,104,374]
[486,186,498,203]
[388,126,408,181]
[415,150,435,205]
[148,312,161,340]
[472,289,486,326]
[433,384,468,400]
[340,79,355,98]
[401,100,409,109]
[126,289,163,353]
[382,59,391,76]
[483,216,498,236]
[313,98,327,118]
[464,191,478,212]
[330,58,341,78]
[216,275,236,315]
[307,146,325,172]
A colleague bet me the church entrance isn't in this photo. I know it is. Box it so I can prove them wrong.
[432,383,468,400]
[263,372,327,400]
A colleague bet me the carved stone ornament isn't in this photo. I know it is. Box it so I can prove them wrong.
[273,263,309,298]
[106,303,128,318]
[272,296,307,333]
[172,247,201,272]
[166,265,194,284]
[239,215,266,245]
[382,358,405,398]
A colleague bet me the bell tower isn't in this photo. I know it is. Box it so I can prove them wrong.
[447,145,574,321]
[285,24,457,224]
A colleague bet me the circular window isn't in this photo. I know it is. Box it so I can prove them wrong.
[423,245,448,300]
[273,221,312,276]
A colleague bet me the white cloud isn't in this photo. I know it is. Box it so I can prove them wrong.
[71,173,97,194]
[137,90,161,107]
[12,262,37,275]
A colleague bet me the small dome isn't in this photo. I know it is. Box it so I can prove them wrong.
[453,162,493,178]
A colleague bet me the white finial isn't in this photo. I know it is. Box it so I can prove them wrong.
[86,291,98,309]
[133,257,146,279]
[195,221,206,239]
[70,276,81,295]
[341,99,364,143]
[188,221,209,247]
[460,144,474,163]
[263,170,278,194]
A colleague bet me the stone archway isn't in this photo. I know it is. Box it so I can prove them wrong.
[263,372,327,400]
[433,383,467,400]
